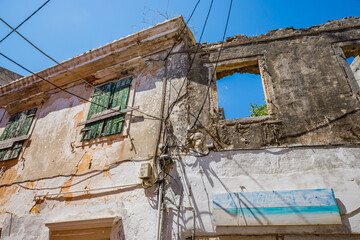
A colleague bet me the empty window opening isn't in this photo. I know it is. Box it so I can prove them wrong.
[216,61,268,120]
[342,44,360,86]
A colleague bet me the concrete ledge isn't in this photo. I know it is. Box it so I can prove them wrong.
[221,115,276,126]
[45,216,121,231]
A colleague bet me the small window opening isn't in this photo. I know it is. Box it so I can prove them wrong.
[216,61,268,120]
[341,44,360,86]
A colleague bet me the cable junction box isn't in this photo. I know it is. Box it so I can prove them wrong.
[139,163,152,179]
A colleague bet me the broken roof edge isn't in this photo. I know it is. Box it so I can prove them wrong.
[204,16,360,50]
[0,15,194,95]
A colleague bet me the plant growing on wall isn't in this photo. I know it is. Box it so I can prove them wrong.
[249,98,268,117]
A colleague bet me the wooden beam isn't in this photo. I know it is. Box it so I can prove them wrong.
[77,106,139,127]
[0,134,30,150]
[2,93,49,115]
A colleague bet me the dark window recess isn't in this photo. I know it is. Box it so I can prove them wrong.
[81,77,132,140]
[0,108,37,161]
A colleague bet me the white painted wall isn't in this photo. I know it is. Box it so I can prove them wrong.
[164,146,360,239]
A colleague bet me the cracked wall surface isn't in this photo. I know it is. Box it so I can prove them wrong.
[0,16,359,240]
[187,17,360,150]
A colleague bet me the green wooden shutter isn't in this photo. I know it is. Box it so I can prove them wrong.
[0,108,37,161]
[103,77,132,136]
[82,82,113,140]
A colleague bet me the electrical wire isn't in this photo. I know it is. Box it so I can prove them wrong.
[187,0,213,74]
[0,0,51,44]
[157,2,217,235]
[165,0,214,121]
[0,17,161,121]
[161,0,202,132]
[34,183,142,198]
[0,52,126,112]
[0,157,151,189]
[190,0,233,129]
[0,17,128,109]
[163,0,201,61]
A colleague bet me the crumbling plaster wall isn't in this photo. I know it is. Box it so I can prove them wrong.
[0,159,155,240]
[186,17,360,150]
[0,38,189,239]
[159,17,360,239]
[1,16,360,240]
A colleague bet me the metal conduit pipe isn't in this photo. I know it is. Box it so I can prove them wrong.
[155,59,168,240]
[157,179,165,240]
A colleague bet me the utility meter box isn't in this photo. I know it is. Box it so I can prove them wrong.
[139,163,152,179]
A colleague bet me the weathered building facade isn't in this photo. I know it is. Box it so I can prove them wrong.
[0,16,359,240]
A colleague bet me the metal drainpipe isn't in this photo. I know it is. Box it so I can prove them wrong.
[156,179,164,240]
[155,59,168,240]
[192,208,196,240]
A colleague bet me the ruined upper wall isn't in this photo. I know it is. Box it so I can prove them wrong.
[186,17,360,150]
[208,17,360,47]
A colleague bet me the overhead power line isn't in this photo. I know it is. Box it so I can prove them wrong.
[163,0,201,61]
[165,0,214,120]
[0,51,162,121]
[0,52,116,111]
[0,17,161,120]
[190,0,233,129]
[0,17,127,109]
[0,18,162,121]
[187,0,214,75]
[0,0,51,44]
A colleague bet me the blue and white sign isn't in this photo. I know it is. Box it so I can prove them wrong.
[212,189,341,226]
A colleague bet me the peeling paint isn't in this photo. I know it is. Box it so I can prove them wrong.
[0,16,359,240]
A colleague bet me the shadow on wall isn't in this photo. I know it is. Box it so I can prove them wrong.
[164,149,357,238]
[337,198,357,232]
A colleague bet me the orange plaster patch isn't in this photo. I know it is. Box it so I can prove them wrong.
[25,182,34,189]
[0,167,19,207]
[102,171,111,179]
[0,167,18,185]
[60,176,74,203]
[59,152,93,204]
[117,141,125,159]
[73,108,85,128]
[77,153,92,173]
[29,197,46,214]
[0,186,17,204]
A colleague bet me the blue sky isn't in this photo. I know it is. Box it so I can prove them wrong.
[0,0,359,118]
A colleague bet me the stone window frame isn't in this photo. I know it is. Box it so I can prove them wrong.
[207,55,276,123]
[332,39,360,97]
